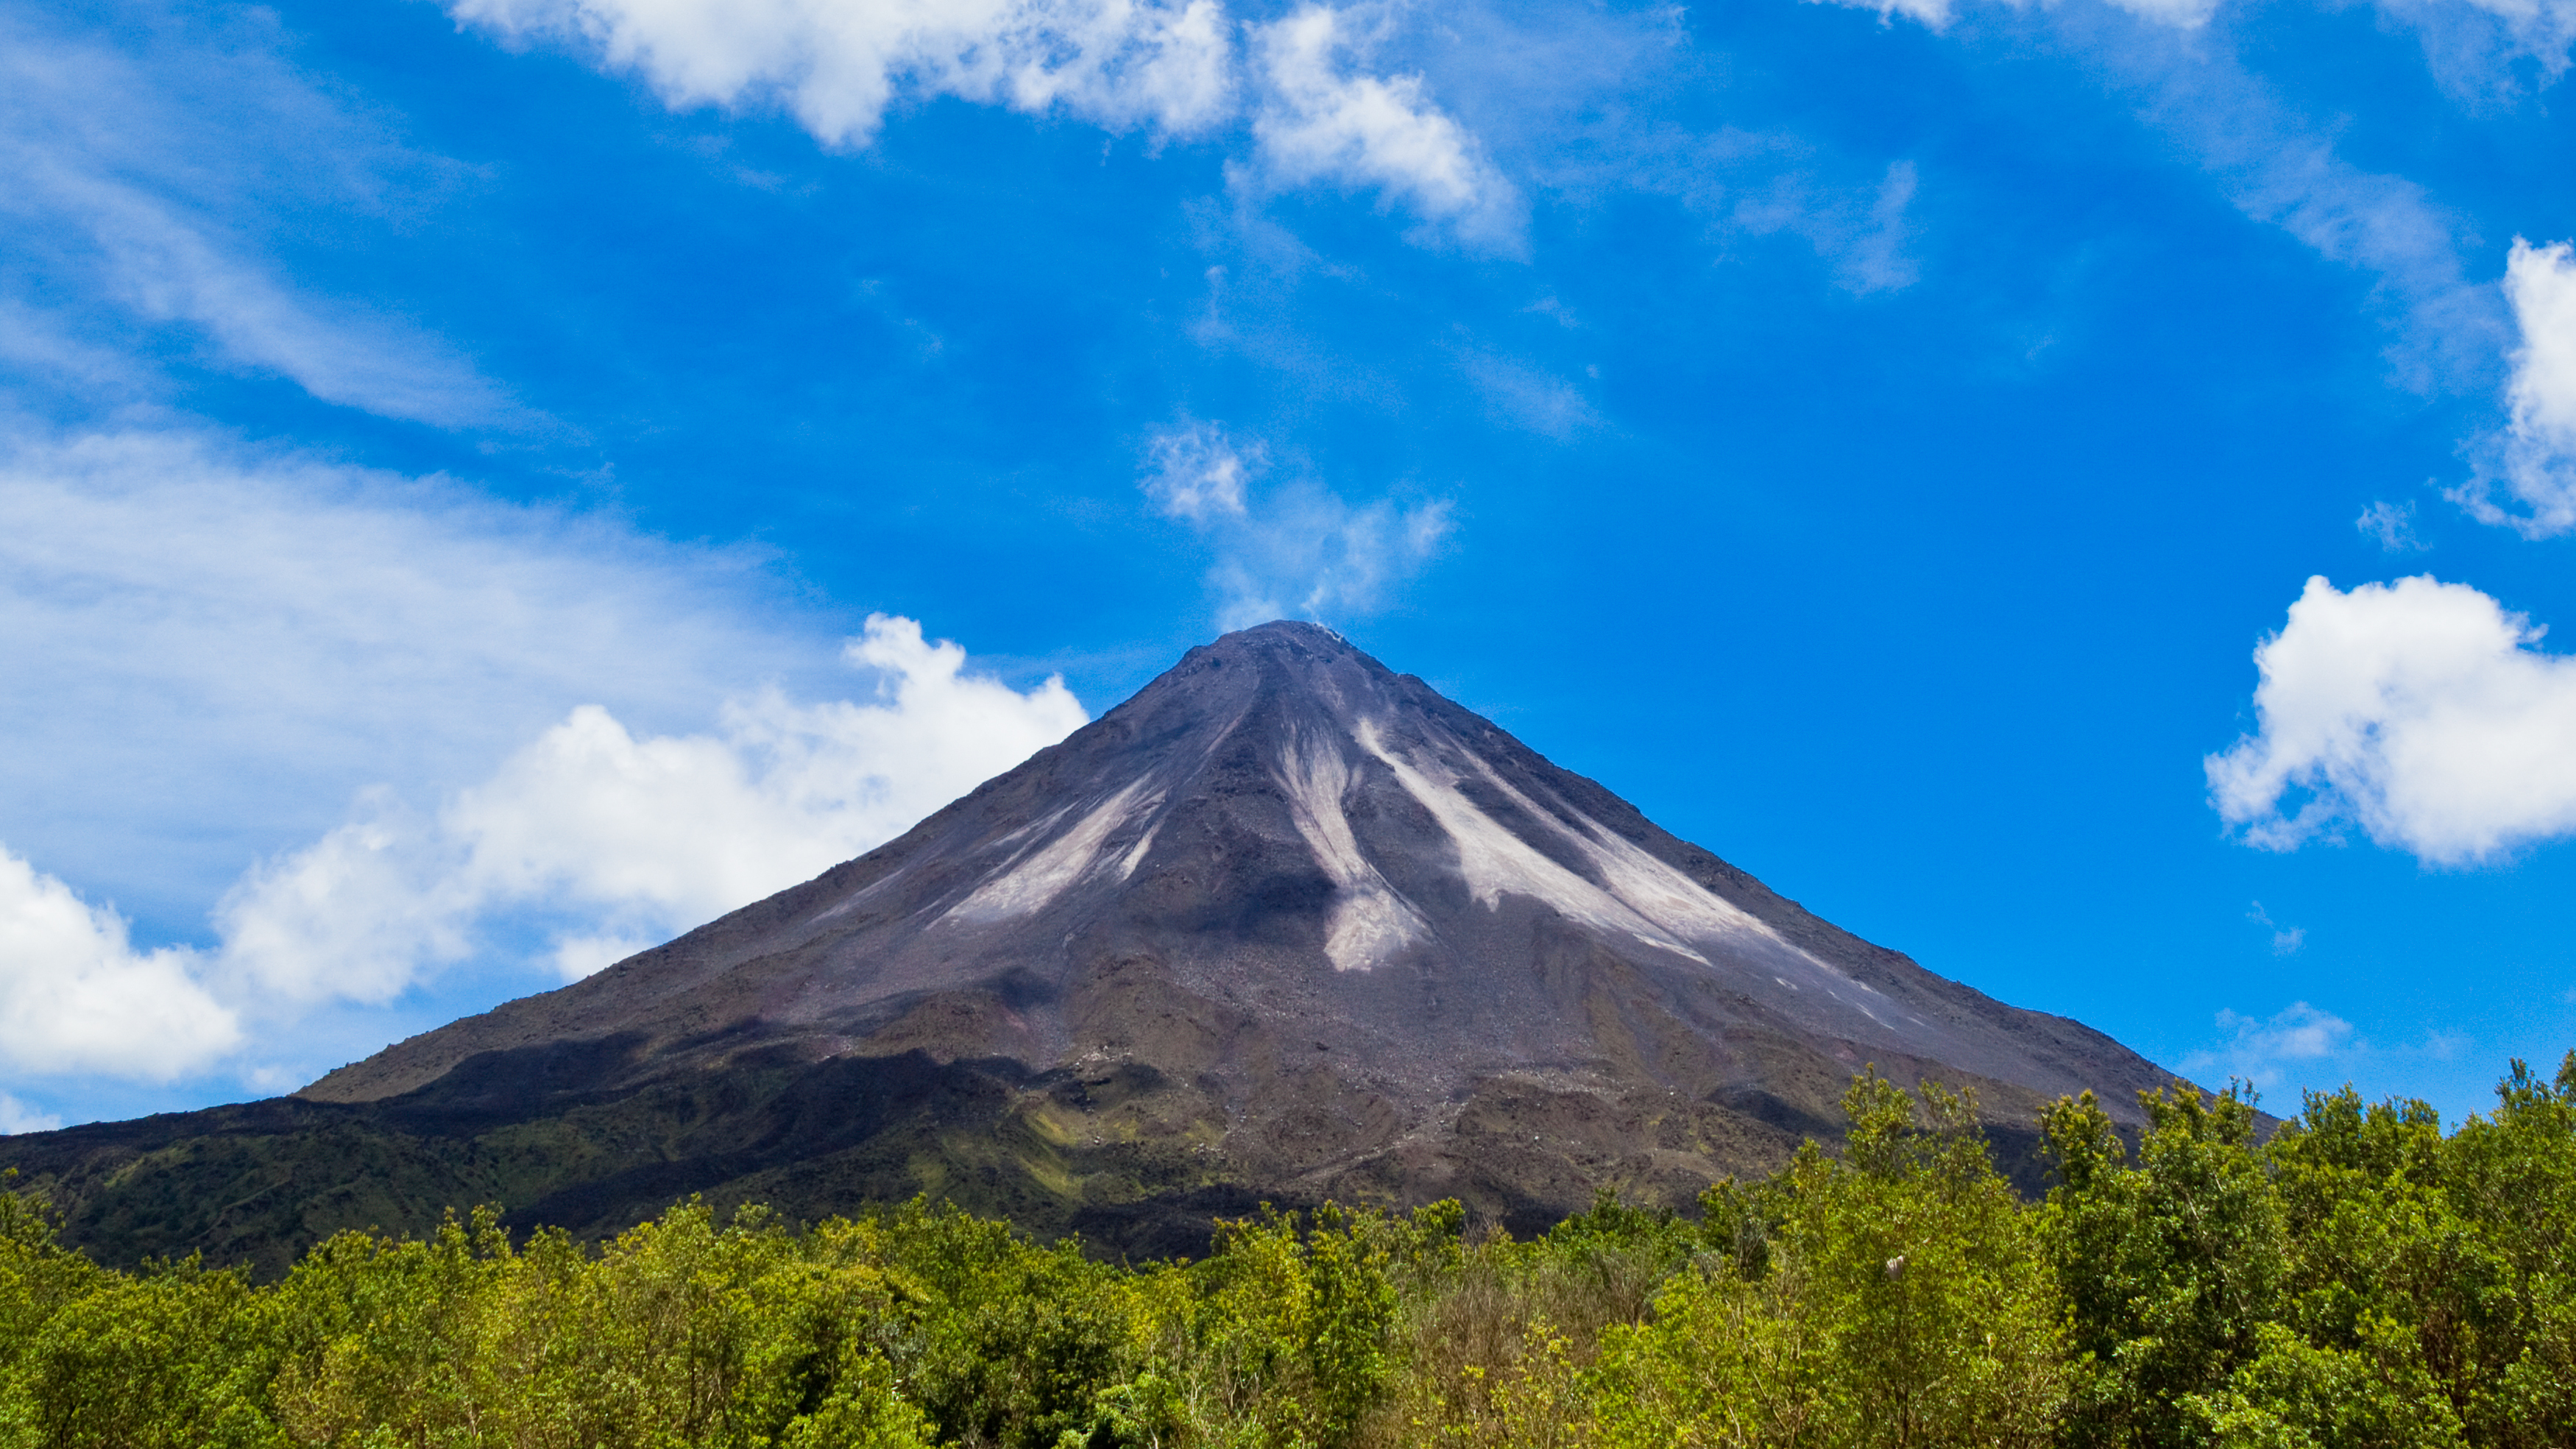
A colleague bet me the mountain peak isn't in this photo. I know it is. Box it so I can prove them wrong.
[203,623,2184,1257]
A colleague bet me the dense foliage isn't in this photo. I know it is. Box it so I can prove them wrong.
[6,1055,2575,1448]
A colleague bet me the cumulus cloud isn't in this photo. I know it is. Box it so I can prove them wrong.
[2183,1002,2356,1093]
[0,422,1099,1089]
[1247,4,1524,248]
[214,615,1087,999]
[0,607,1083,1085]
[0,7,516,427]
[0,1093,63,1135]
[448,0,1232,146]
[2453,238,2576,536]
[1140,419,1451,628]
[0,844,239,1079]
[2206,575,2576,864]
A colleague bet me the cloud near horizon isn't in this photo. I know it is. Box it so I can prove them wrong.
[216,614,1086,1003]
[0,615,1085,1087]
[2207,575,2576,864]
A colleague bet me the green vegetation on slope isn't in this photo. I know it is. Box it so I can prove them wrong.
[6,1055,2576,1448]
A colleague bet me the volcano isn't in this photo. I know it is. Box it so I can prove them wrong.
[4,623,2181,1269]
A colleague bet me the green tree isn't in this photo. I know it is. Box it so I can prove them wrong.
[2043,1083,2285,1448]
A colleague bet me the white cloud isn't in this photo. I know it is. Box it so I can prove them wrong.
[449,0,1233,146]
[1206,483,1454,630]
[1142,419,1451,628]
[0,7,515,427]
[2374,0,2576,97]
[1457,351,1599,439]
[1819,0,2218,34]
[0,844,239,1080]
[0,1092,63,1135]
[2142,62,2499,393]
[0,605,1083,1084]
[0,425,833,920]
[2246,901,2307,955]
[2183,1001,2355,1091]
[0,422,1097,1084]
[1142,419,1257,519]
[2453,238,2576,537]
[1729,159,1922,295]
[1247,4,1523,248]
[213,615,1086,1000]
[1811,0,2502,389]
[2357,500,2427,551]
[2207,575,2576,864]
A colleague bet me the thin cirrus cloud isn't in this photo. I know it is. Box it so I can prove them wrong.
[1139,417,1451,629]
[2182,1001,2357,1092]
[0,6,518,429]
[1817,0,2507,393]
[0,423,825,915]
[2206,575,2576,865]
[0,422,1089,1094]
[445,0,1522,246]
[2375,0,2576,99]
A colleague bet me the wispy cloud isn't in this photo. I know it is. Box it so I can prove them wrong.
[2246,901,2307,955]
[1139,419,1452,629]
[2357,500,2429,551]
[0,424,838,918]
[2207,574,2576,864]
[1142,418,1258,520]
[0,6,518,428]
[2183,1000,2354,1093]
[1457,350,1599,439]
[1813,0,2505,391]
[2112,28,2503,393]
[2373,0,2576,101]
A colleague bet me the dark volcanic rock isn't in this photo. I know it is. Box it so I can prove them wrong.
[4,622,2185,1270]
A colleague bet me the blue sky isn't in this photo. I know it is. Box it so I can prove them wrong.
[3,0,2575,1134]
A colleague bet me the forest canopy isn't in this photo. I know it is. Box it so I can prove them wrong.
[5,1055,2575,1448]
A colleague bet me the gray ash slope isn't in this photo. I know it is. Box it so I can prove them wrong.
[9,623,2183,1270]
